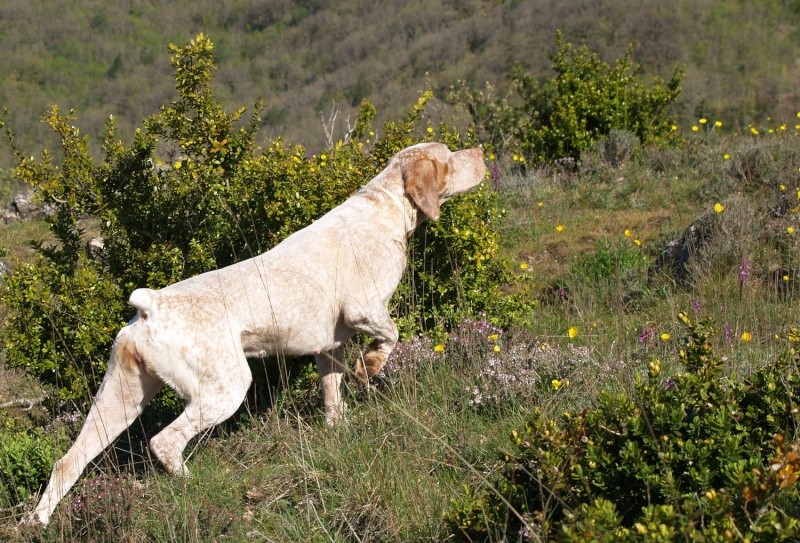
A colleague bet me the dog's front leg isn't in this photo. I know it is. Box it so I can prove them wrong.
[315,346,345,425]
[347,307,399,385]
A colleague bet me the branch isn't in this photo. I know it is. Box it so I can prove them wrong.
[0,397,44,411]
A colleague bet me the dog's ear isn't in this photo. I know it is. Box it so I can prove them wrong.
[403,158,447,220]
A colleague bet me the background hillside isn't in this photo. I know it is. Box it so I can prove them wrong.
[2,0,800,165]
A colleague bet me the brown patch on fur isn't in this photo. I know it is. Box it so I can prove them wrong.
[404,158,447,220]
[115,334,147,374]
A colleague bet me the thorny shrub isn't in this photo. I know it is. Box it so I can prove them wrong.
[450,32,683,166]
[449,312,800,541]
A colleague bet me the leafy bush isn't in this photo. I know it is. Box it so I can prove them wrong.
[1,34,530,402]
[0,420,64,504]
[451,32,683,166]
[448,312,800,541]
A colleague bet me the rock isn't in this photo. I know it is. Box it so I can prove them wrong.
[86,237,105,262]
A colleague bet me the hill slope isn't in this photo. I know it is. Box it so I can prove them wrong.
[1,0,799,163]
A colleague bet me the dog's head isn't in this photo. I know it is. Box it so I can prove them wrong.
[397,142,486,221]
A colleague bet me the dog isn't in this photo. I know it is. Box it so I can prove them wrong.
[23,141,486,526]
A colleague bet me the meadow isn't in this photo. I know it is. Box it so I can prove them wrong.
[0,35,799,542]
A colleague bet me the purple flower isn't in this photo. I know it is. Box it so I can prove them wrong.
[691,299,702,312]
[723,322,734,344]
[638,327,655,344]
[490,162,501,189]
[738,258,752,288]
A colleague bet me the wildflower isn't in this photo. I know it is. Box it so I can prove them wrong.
[671,124,678,131]
[714,202,725,214]
[699,118,707,124]
[488,334,499,342]
[692,125,699,132]
[789,226,796,234]
[556,224,565,232]
[433,344,445,353]
[723,153,731,160]
[493,344,501,353]
[741,331,753,343]
[426,126,433,134]
[780,184,787,191]
[715,120,723,127]
[519,262,529,270]
[692,299,702,312]
[537,201,544,208]
[638,327,654,343]
[568,326,579,339]
[751,127,760,136]
[624,229,633,237]
[660,332,671,341]
[739,258,751,289]
[488,152,496,160]
[634,239,641,246]
[784,274,790,282]
[552,379,562,390]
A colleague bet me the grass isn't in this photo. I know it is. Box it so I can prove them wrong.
[2,128,800,540]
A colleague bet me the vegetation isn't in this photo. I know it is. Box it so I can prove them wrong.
[0,20,799,543]
[2,0,800,165]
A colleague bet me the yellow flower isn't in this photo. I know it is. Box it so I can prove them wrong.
[488,152,496,160]
[741,331,752,343]
[568,326,579,339]
[788,226,796,234]
[692,125,699,132]
[714,202,725,214]
[784,274,790,282]
[723,153,731,160]
[519,262,529,270]
[488,334,499,342]
[780,184,787,191]
[671,124,678,131]
[751,127,760,136]
[556,224,565,232]
[433,344,445,353]
[552,379,562,390]
[624,229,633,237]
[537,201,544,208]
[660,332,671,341]
[493,344,501,353]
[634,239,642,246]
[715,120,723,127]
[699,118,708,124]
[426,126,433,134]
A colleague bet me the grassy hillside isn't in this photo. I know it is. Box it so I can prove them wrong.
[2,126,799,541]
[2,0,800,164]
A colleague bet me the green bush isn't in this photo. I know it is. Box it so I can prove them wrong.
[448,312,800,541]
[451,32,683,166]
[0,420,64,504]
[1,34,530,402]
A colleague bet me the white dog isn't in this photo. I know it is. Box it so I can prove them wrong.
[23,142,486,526]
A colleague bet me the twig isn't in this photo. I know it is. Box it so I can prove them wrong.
[0,397,44,411]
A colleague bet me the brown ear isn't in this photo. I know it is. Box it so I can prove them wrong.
[403,158,446,220]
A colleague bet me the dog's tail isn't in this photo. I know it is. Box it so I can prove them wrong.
[129,288,158,320]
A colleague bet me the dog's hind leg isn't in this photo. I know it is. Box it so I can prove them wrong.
[24,334,163,526]
[149,350,252,476]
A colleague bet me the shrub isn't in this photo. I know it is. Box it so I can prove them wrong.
[448,312,800,541]
[451,32,683,166]
[0,420,64,505]
[1,34,531,402]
